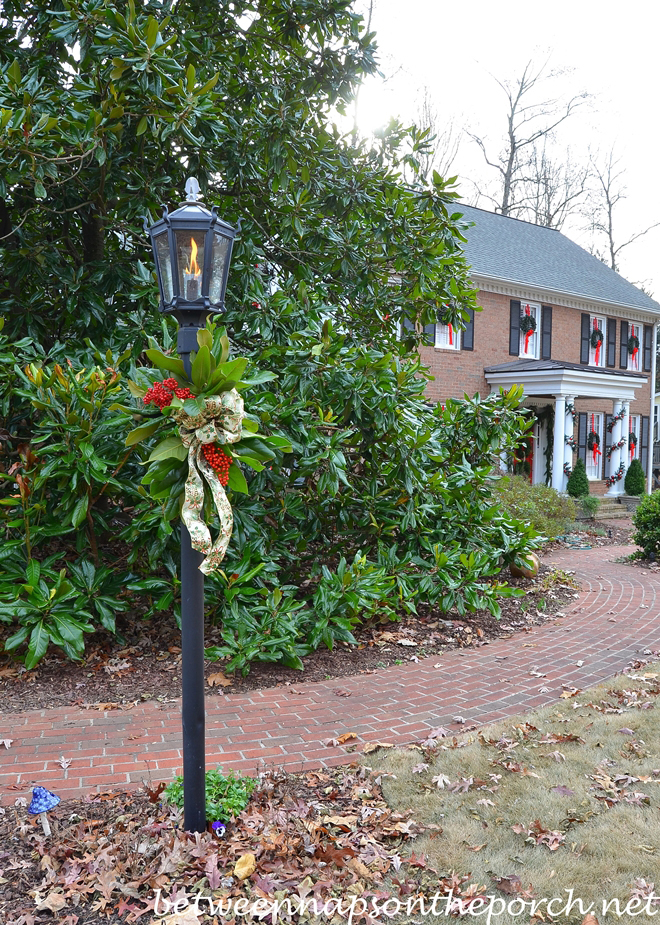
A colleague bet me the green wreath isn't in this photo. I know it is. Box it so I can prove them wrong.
[520,313,537,334]
[587,431,600,451]
[629,431,638,450]
[590,328,604,348]
[628,334,640,353]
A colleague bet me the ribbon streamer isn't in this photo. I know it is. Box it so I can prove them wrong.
[524,328,533,353]
[174,390,245,574]
[448,323,453,346]
[594,340,601,365]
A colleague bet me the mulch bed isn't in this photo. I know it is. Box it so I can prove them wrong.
[0,523,633,716]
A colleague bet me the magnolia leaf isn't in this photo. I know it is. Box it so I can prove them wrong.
[144,349,185,376]
[125,420,160,446]
[148,436,188,463]
[126,379,147,399]
[191,344,211,389]
[234,455,265,471]
[227,464,248,494]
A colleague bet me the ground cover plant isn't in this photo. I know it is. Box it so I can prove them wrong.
[2,660,659,924]
[494,476,577,541]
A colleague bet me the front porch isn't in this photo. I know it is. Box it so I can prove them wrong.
[485,359,650,495]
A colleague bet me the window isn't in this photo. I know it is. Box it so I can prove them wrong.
[519,301,539,359]
[627,323,642,371]
[589,315,605,367]
[629,414,640,461]
[435,321,460,350]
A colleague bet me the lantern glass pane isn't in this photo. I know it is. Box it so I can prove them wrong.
[208,232,230,305]
[154,232,173,304]
[175,231,206,301]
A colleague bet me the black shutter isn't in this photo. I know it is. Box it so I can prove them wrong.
[606,318,617,367]
[641,415,650,475]
[580,313,590,364]
[541,305,552,359]
[577,412,588,466]
[423,322,436,342]
[620,320,629,368]
[509,300,521,356]
[462,309,474,351]
[604,414,613,478]
[643,324,653,372]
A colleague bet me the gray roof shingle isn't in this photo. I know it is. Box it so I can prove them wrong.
[455,204,660,314]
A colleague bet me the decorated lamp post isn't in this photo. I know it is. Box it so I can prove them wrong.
[145,179,238,833]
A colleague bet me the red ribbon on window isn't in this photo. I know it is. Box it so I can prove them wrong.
[630,418,635,458]
[448,323,453,345]
[593,318,601,366]
[632,346,639,365]
[523,306,533,353]
[591,413,601,466]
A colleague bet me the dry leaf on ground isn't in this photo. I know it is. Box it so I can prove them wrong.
[207,672,232,688]
[234,853,256,880]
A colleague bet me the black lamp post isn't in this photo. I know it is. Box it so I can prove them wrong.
[145,178,238,833]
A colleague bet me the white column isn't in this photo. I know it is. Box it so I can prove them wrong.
[552,395,566,492]
[606,399,625,496]
[563,397,576,490]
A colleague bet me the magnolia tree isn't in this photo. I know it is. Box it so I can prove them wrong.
[0,0,536,672]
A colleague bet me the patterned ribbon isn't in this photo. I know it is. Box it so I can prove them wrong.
[173,390,244,574]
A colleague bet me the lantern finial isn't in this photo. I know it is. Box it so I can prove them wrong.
[184,177,201,202]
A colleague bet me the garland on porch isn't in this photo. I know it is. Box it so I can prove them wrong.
[587,414,601,466]
[607,407,627,432]
[520,305,537,354]
[536,404,554,485]
[590,320,604,365]
[605,462,625,488]
[606,437,626,458]
[563,462,573,477]
[565,401,576,419]
[565,434,577,449]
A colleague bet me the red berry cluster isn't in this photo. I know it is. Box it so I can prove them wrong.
[202,443,232,486]
[143,377,192,409]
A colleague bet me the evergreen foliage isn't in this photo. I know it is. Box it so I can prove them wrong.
[566,457,590,497]
[0,0,538,671]
[624,458,646,496]
[632,490,660,559]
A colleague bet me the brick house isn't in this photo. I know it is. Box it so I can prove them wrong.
[419,205,660,495]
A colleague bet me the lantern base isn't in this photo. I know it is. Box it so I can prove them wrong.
[177,323,206,357]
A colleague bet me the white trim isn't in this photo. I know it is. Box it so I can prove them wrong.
[472,274,660,324]
[485,366,647,401]
[434,322,460,350]
[650,322,659,492]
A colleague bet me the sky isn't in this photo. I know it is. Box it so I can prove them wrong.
[351,0,660,296]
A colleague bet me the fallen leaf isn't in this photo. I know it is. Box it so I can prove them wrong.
[234,853,256,881]
[36,891,67,913]
[581,915,599,925]
[162,910,203,925]
[432,774,451,789]
[412,763,429,774]
[348,858,371,879]
[466,843,487,851]
[363,742,393,754]
[336,732,357,745]
[332,689,351,697]
[207,672,231,688]
[551,785,575,796]
[618,727,635,735]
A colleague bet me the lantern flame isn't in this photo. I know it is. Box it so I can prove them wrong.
[185,238,201,278]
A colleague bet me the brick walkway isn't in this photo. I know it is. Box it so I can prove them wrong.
[2,543,659,804]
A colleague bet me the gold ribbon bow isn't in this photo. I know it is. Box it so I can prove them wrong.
[174,390,244,574]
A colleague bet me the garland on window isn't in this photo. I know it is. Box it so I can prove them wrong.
[520,305,536,354]
[587,414,601,466]
[565,434,577,449]
[605,463,625,488]
[628,334,640,365]
[606,407,627,432]
[590,320,604,365]
[606,437,626,458]
[563,462,573,477]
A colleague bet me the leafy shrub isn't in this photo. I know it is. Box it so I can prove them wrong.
[632,491,660,558]
[566,458,589,498]
[164,767,256,823]
[580,496,600,520]
[625,458,646,496]
[494,476,577,541]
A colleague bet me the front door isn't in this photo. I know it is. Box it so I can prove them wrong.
[586,412,603,480]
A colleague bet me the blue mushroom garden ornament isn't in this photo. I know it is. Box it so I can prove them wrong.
[28,787,61,836]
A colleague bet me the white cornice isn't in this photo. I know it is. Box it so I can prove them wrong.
[471,273,660,325]
[485,366,647,401]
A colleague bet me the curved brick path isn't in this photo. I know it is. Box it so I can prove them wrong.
[2,543,659,804]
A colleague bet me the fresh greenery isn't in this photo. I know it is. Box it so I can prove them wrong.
[580,495,600,520]
[566,457,590,498]
[632,490,660,558]
[494,476,577,541]
[624,457,646,496]
[0,0,540,672]
[164,767,256,823]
